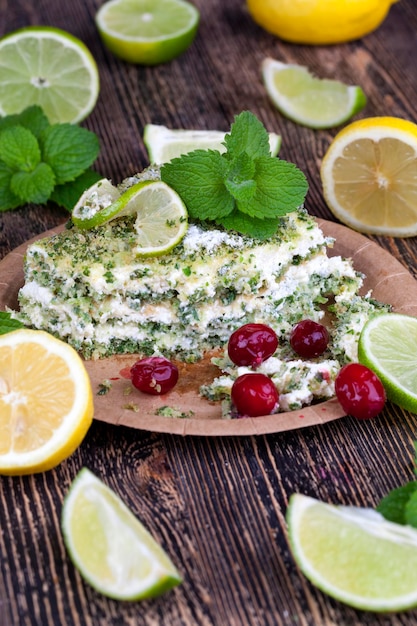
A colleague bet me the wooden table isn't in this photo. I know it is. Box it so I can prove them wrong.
[1,0,417,624]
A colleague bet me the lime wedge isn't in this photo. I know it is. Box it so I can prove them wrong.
[95,0,200,65]
[61,468,182,600]
[143,123,282,164]
[0,27,99,124]
[358,313,417,412]
[287,493,417,612]
[262,58,366,129]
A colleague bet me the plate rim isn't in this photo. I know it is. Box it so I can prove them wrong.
[1,218,417,436]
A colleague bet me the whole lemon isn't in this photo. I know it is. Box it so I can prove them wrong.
[246,0,399,45]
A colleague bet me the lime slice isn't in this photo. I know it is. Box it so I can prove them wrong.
[95,0,200,65]
[143,123,282,164]
[262,58,366,129]
[287,493,417,612]
[358,313,417,412]
[72,179,188,257]
[0,27,99,124]
[130,180,188,256]
[61,468,182,600]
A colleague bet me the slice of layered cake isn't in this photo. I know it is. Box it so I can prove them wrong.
[16,206,383,368]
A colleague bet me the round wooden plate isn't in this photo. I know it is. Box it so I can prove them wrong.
[1,219,417,436]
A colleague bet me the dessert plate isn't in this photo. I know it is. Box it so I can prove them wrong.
[1,219,417,436]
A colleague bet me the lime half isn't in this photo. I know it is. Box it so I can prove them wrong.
[287,493,417,612]
[0,27,99,124]
[143,123,282,164]
[95,0,200,65]
[61,468,182,600]
[262,58,366,129]
[358,313,417,412]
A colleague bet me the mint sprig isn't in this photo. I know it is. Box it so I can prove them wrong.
[160,111,308,239]
[377,442,417,528]
[0,106,102,212]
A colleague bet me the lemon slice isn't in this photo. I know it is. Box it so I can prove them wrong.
[0,26,99,124]
[0,329,93,475]
[262,58,366,129]
[61,468,182,600]
[358,313,417,413]
[143,123,282,164]
[287,493,417,612]
[321,117,417,236]
[95,0,200,65]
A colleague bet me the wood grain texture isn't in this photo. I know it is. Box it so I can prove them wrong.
[1,0,417,624]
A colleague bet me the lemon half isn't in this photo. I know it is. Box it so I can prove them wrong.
[0,329,93,475]
[321,117,417,237]
[247,0,399,45]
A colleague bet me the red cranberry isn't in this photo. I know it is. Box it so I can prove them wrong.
[335,363,386,420]
[290,319,330,358]
[130,356,178,395]
[228,323,278,367]
[231,373,279,417]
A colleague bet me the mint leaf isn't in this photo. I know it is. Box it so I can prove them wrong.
[162,111,308,238]
[50,168,102,211]
[405,490,417,528]
[161,150,234,220]
[0,126,41,172]
[0,107,101,212]
[11,162,56,204]
[0,311,24,335]
[41,124,100,184]
[237,157,308,218]
[217,210,280,239]
[0,106,50,139]
[224,152,256,202]
[0,162,21,211]
[223,111,271,160]
[376,481,417,525]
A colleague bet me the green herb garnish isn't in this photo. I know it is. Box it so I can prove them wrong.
[160,111,308,239]
[0,105,101,212]
[377,442,417,527]
[0,311,25,335]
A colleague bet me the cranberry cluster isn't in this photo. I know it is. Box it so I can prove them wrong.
[228,321,386,420]
[129,320,386,421]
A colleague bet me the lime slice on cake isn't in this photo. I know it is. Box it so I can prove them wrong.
[0,27,99,124]
[143,123,282,164]
[72,178,121,225]
[95,0,200,65]
[61,468,182,600]
[358,313,417,412]
[72,179,188,257]
[287,493,417,612]
[262,58,366,129]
